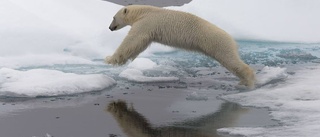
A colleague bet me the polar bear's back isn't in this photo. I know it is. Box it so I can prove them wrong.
[136,7,237,52]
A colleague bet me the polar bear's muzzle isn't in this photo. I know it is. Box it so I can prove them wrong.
[109,25,117,31]
[109,19,118,31]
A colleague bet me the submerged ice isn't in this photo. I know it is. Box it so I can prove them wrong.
[119,58,179,82]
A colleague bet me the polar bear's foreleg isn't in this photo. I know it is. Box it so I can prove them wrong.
[105,34,151,65]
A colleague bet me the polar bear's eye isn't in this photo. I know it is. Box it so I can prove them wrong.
[123,8,127,14]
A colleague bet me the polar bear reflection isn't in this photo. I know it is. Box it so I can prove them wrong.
[106,100,248,137]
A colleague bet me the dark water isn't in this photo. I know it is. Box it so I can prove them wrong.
[0,85,278,137]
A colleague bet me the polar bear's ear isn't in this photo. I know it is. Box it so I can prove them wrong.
[123,8,128,14]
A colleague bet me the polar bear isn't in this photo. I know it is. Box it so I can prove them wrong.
[106,5,255,89]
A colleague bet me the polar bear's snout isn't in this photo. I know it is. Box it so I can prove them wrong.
[109,22,117,31]
[109,19,118,31]
[109,25,117,31]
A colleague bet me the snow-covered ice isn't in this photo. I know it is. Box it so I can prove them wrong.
[127,58,157,70]
[219,66,320,137]
[0,54,96,69]
[256,66,288,86]
[176,0,320,43]
[0,68,116,97]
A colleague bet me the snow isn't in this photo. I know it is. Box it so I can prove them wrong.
[0,0,122,63]
[175,0,320,43]
[0,68,116,97]
[0,54,96,68]
[256,66,288,86]
[127,58,157,70]
[219,66,320,137]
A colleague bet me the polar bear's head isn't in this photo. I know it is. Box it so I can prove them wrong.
[109,7,129,31]
[109,5,158,31]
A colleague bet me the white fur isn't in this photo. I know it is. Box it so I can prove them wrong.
[106,5,255,88]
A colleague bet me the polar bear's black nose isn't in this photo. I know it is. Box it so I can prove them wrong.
[109,26,117,31]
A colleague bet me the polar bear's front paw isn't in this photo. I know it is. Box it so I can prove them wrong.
[105,56,116,65]
[104,56,126,66]
[237,79,255,90]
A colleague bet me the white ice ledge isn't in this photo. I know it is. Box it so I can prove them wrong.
[0,68,116,97]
